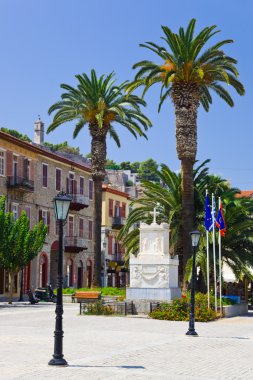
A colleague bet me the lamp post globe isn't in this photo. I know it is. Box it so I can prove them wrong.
[186,230,201,337]
[49,191,72,366]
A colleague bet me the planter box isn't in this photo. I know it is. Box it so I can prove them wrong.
[222,303,248,318]
[63,294,74,303]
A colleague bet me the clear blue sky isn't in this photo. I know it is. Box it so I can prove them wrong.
[1,0,252,189]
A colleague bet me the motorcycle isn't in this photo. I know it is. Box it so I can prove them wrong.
[27,289,40,304]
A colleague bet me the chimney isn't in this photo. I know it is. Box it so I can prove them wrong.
[34,116,44,145]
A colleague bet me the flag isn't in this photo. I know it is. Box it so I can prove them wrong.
[211,195,216,231]
[216,202,226,237]
[204,194,212,231]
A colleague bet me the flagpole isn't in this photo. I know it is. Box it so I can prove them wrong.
[206,190,210,309]
[212,193,217,312]
[218,197,222,316]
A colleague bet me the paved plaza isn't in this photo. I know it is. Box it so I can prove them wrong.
[0,303,253,379]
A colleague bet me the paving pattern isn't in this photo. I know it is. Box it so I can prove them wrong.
[0,303,253,379]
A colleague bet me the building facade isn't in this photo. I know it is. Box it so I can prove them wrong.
[101,184,130,288]
[0,121,94,298]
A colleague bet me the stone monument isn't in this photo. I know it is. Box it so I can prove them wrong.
[126,207,181,304]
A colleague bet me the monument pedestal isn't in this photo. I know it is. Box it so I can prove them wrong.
[127,220,181,309]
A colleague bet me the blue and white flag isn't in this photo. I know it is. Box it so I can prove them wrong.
[204,194,212,232]
[211,195,216,231]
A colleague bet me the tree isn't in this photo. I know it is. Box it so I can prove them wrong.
[105,159,120,170]
[47,69,151,286]
[44,141,80,155]
[0,196,47,303]
[120,161,132,170]
[1,127,32,142]
[118,160,247,286]
[138,158,160,182]
[126,19,245,275]
[131,161,141,173]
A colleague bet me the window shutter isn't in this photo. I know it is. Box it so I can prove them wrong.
[108,235,112,255]
[80,177,84,195]
[6,151,12,176]
[121,203,126,218]
[66,177,70,193]
[30,160,35,181]
[42,164,48,187]
[109,199,114,217]
[73,180,77,194]
[18,156,23,177]
[18,205,22,218]
[38,210,42,222]
[56,169,61,191]
[89,180,93,200]
[47,211,50,234]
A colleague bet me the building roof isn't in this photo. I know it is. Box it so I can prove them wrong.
[235,190,253,198]
[0,130,91,173]
[102,184,130,199]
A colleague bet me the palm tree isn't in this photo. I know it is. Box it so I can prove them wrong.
[119,160,245,286]
[126,18,245,272]
[47,70,152,286]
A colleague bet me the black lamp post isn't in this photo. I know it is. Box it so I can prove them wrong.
[186,230,201,337]
[48,191,72,366]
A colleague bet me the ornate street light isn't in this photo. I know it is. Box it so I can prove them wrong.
[186,230,201,337]
[49,191,72,366]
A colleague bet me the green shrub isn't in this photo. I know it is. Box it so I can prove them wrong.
[82,301,114,315]
[149,293,217,322]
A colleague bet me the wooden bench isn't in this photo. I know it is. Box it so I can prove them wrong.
[72,291,101,314]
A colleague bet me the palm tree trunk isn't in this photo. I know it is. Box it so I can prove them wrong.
[172,82,200,287]
[90,126,107,287]
[92,178,103,287]
[181,158,194,272]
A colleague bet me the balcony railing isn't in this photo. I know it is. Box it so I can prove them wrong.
[112,216,126,229]
[64,236,88,253]
[68,193,89,211]
[7,176,34,192]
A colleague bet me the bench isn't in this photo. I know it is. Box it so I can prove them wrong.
[72,291,101,314]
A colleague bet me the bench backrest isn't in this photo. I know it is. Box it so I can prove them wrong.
[74,291,101,299]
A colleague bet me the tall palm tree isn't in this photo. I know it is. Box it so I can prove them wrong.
[126,19,245,272]
[47,70,151,286]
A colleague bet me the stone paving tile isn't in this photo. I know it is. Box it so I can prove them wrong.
[1,304,253,379]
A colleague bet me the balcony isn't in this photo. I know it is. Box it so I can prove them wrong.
[68,193,89,211]
[64,236,88,253]
[7,176,34,192]
[112,216,126,229]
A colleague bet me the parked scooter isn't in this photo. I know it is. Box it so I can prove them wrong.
[35,284,56,303]
[27,289,40,305]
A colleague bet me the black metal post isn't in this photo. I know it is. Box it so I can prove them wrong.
[186,245,198,336]
[49,220,68,366]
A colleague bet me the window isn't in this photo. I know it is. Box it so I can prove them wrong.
[114,201,121,217]
[23,159,30,180]
[39,209,50,234]
[88,220,93,240]
[89,179,93,200]
[109,199,114,217]
[0,151,5,176]
[80,177,84,195]
[12,204,18,221]
[79,218,84,238]
[68,215,74,237]
[56,168,61,191]
[13,155,18,178]
[42,164,48,188]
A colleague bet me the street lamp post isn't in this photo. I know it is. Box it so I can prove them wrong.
[49,191,72,366]
[186,230,201,337]
[103,239,107,287]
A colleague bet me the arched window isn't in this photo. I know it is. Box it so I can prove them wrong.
[67,259,73,287]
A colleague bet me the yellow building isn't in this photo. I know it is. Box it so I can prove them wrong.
[101,184,130,287]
